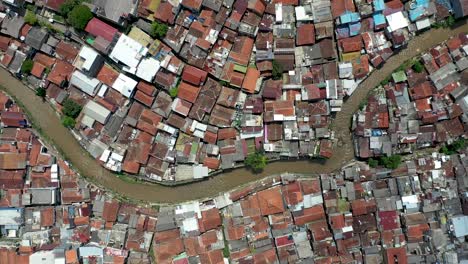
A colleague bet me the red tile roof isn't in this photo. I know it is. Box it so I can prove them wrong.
[46,0,66,11]
[242,67,260,94]
[182,65,208,86]
[178,82,200,103]
[102,200,120,222]
[34,53,56,68]
[297,24,315,46]
[55,41,79,63]
[257,186,285,216]
[85,18,118,42]
[47,60,74,86]
[97,64,119,87]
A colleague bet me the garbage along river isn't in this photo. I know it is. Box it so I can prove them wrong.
[0,22,466,203]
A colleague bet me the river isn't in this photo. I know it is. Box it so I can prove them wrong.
[0,22,466,203]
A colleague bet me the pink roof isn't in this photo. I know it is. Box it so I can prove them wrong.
[85,18,118,42]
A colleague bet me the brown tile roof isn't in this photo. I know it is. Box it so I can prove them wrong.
[178,81,200,103]
[34,53,56,68]
[136,81,157,96]
[31,62,45,78]
[47,60,74,86]
[97,64,119,87]
[257,186,285,215]
[182,65,208,86]
[102,200,120,222]
[55,41,79,63]
[297,24,315,46]
[134,90,154,107]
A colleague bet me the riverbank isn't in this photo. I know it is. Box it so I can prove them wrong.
[0,23,466,203]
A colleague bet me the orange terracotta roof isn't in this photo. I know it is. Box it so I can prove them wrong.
[242,67,260,94]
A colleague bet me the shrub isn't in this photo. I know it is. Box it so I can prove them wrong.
[62,99,82,118]
[379,155,402,170]
[62,116,76,128]
[35,87,46,98]
[68,5,93,30]
[447,16,455,27]
[150,21,169,39]
[368,158,378,168]
[21,59,34,74]
[440,138,466,155]
[272,60,283,80]
[169,86,179,98]
[245,152,267,173]
[24,10,38,25]
[412,61,425,73]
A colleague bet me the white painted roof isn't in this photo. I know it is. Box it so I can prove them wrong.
[112,73,138,98]
[136,57,160,82]
[386,12,409,32]
[109,34,148,69]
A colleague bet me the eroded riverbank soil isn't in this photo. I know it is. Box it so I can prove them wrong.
[0,22,466,203]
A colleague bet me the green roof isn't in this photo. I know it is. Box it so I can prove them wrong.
[233,64,247,73]
[392,71,407,83]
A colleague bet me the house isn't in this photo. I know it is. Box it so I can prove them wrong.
[82,100,112,125]
[47,60,74,87]
[89,0,138,26]
[0,15,24,38]
[69,70,102,96]
[25,27,49,50]
[112,73,138,98]
[44,0,66,12]
[450,0,468,18]
[73,45,105,77]
[109,34,148,72]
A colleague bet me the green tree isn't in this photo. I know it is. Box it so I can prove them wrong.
[447,15,455,27]
[60,0,81,18]
[412,61,425,73]
[24,10,38,25]
[62,116,76,128]
[35,87,46,98]
[21,59,34,74]
[68,5,93,30]
[169,86,179,98]
[379,155,402,170]
[62,99,82,118]
[272,60,283,80]
[368,158,378,168]
[440,138,466,155]
[245,152,267,173]
[150,21,169,39]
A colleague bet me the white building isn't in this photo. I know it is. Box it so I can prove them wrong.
[136,57,160,82]
[109,34,148,73]
[112,73,138,98]
[82,100,111,125]
[69,70,101,96]
[386,11,409,32]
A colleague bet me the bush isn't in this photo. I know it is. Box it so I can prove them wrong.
[169,86,179,98]
[24,10,38,25]
[379,155,402,170]
[245,152,267,173]
[368,158,378,168]
[35,87,46,98]
[60,0,81,17]
[21,59,34,74]
[62,99,82,118]
[440,138,466,155]
[412,61,425,73]
[150,21,169,39]
[68,5,93,30]
[62,116,76,128]
[447,16,455,27]
[272,60,283,80]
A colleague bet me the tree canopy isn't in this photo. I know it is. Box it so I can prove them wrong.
[62,99,82,118]
[21,59,34,74]
[245,152,267,173]
[24,11,38,25]
[412,61,425,73]
[379,155,402,170]
[151,21,169,39]
[68,5,93,30]
[62,116,76,128]
[60,0,81,18]
[272,60,283,80]
[35,87,46,98]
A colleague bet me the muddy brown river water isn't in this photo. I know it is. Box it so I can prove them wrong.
[0,22,466,203]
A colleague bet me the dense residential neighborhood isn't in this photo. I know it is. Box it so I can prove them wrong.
[0,0,467,263]
[0,0,466,183]
[0,89,467,263]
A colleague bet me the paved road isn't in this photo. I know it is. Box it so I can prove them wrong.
[0,22,466,203]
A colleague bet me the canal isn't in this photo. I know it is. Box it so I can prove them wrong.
[0,23,466,203]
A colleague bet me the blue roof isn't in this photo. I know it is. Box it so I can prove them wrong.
[340,12,361,24]
[373,0,385,11]
[409,0,429,21]
[373,13,386,26]
[335,25,350,39]
[349,22,361,36]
